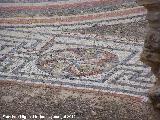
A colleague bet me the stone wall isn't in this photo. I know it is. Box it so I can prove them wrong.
[137,0,160,109]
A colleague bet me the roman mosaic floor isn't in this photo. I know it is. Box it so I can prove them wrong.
[0,0,155,101]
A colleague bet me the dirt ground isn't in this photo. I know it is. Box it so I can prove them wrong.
[0,80,160,120]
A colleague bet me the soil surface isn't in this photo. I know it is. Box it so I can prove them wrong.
[0,80,160,120]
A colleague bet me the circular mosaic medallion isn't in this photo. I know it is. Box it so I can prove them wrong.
[37,47,119,77]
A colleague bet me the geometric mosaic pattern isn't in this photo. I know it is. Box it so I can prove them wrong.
[0,25,155,100]
[0,0,154,101]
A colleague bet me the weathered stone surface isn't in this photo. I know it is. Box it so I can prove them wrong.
[137,0,160,109]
